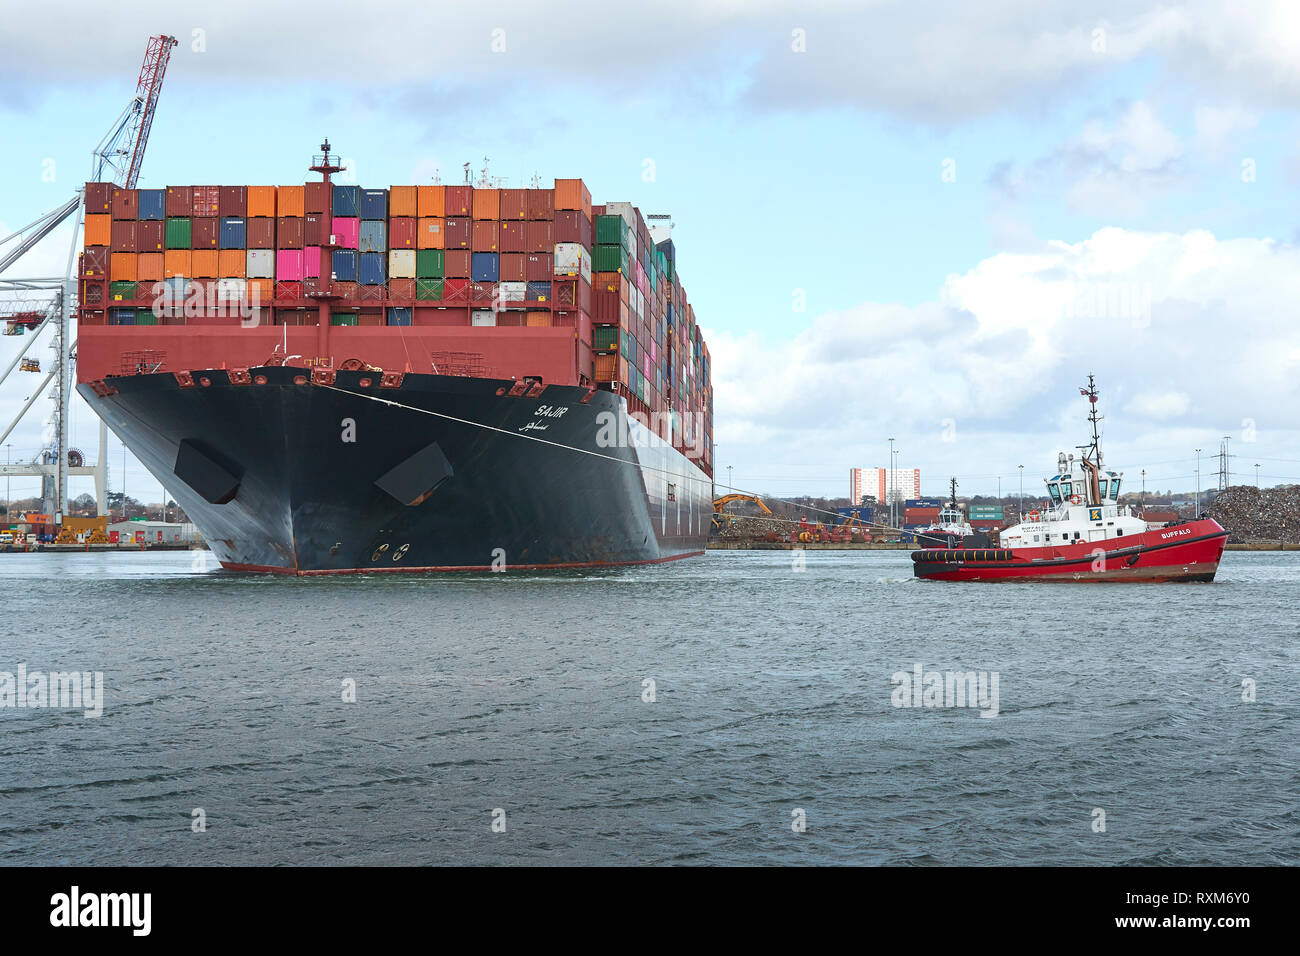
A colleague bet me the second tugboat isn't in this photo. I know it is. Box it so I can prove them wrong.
[911,377,1228,582]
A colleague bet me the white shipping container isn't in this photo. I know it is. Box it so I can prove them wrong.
[471,309,496,327]
[627,229,638,263]
[498,281,527,302]
[553,242,592,284]
[215,278,246,302]
[389,249,416,279]
[246,249,274,279]
[605,201,634,228]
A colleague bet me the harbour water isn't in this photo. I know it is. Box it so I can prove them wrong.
[1,549,1295,865]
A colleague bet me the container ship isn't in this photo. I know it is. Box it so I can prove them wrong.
[74,144,714,574]
[911,379,1228,582]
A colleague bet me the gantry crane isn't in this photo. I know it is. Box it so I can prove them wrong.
[0,34,176,521]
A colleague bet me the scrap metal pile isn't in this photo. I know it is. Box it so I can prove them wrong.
[1208,485,1300,543]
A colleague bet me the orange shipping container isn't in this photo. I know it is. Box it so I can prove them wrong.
[85,214,112,247]
[247,186,276,217]
[553,179,592,219]
[110,252,137,281]
[164,250,191,278]
[416,185,445,218]
[137,253,164,282]
[276,185,305,217]
[191,249,219,277]
[526,311,551,327]
[219,249,245,277]
[389,186,417,217]
[416,218,444,250]
[472,188,500,220]
[247,277,273,305]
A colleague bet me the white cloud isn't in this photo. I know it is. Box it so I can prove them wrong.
[3,2,1299,123]
[714,226,1300,495]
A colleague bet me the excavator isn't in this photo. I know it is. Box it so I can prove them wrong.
[712,493,773,532]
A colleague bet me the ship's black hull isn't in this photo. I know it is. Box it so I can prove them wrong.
[79,367,712,573]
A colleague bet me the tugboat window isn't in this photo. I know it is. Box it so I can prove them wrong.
[1099,479,1109,497]
[1111,478,1121,498]
[1060,481,1072,496]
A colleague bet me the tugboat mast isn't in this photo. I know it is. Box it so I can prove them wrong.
[1078,375,1104,504]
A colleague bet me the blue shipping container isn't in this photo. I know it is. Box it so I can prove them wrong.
[330,249,359,282]
[905,498,942,509]
[359,252,386,285]
[471,252,499,282]
[387,307,412,327]
[526,280,550,302]
[359,189,388,219]
[836,506,874,522]
[109,307,135,326]
[219,217,246,249]
[138,189,166,220]
[332,185,360,217]
[359,220,387,253]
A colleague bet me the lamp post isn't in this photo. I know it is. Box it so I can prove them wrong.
[1018,464,1023,521]
[1223,435,1230,489]
[1255,463,1260,487]
[4,443,10,518]
[727,464,732,493]
[1141,468,1145,514]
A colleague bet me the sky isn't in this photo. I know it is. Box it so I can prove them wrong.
[2,0,1299,506]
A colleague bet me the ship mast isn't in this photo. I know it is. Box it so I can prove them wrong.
[1078,375,1103,505]
[948,476,958,511]
[308,139,344,365]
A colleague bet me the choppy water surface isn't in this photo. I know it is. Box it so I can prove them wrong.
[1,549,1295,865]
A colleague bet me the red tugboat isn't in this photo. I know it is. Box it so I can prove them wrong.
[911,378,1228,582]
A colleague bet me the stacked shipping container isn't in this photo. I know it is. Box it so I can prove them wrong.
[80,178,712,468]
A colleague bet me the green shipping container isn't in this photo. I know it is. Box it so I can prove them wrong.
[330,313,358,326]
[165,218,191,249]
[109,280,137,300]
[595,215,629,249]
[592,244,629,274]
[135,311,158,326]
[620,328,629,359]
[416,250,445,278]
[592,326,619,350]
[415,278,444,300]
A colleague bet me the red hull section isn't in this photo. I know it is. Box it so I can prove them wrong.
[912,519,1228,582]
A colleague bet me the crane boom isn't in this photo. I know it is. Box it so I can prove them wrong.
[123,35,178,188]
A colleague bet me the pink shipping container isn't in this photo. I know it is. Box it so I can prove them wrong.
[303,246,322,278]
[277,250,305,280]
[330,217,360,249]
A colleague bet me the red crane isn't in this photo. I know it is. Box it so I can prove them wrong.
[123,35,178,188]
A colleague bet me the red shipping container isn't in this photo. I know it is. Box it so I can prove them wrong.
[470,281,496,304]
[137,220,164,252]
[191,218,219,249]
[83,247,109,277]
[388,278,416,300]
[110,220,137,252]
[500,189,527,220]
[552,210,590,247]
[525,253,552,281]
[85,182,112,214]
[247,218,275,249]
[499,253,526,282]
[443,218,471,249]
[359,284,384,303]
[305,181,329,214]
[526,189,554,220]
[554,277,591,312]
[191,186,220,217]
[219,186,247,217]
[444,249,471,277]
[444,185,472,217]
[112,188,139,220]
[525,220,552,253]
[500,220,527,253]
[471,220,499,251]
[595,290,623,324]
[442,277,471,302]
[389,217,417,248]
[277,217,304,248]
[165,186,190,217]
[334,281,358,302]
[274,281,303,300]
[304,214,327,246]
